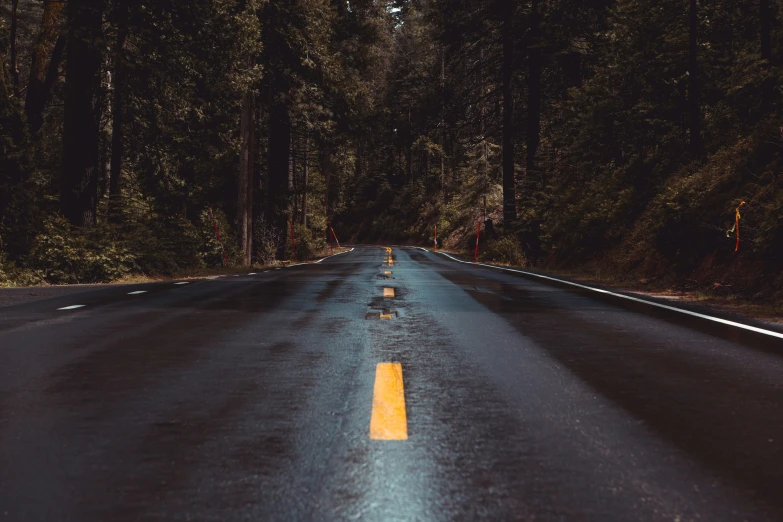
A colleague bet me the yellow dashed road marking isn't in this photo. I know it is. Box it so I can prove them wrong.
[370,363,408,440]
[383,288,395,298]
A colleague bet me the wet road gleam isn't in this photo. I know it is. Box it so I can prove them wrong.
[1,246,782,521]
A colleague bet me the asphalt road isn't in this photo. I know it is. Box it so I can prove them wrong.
[1,246,782,521]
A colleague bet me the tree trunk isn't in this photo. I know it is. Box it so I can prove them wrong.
[321,141,333,242]
[238,73,255,265]
[406,106,413,180]
[688,0,702,158]
[501,0,517,228]
[266,87,291,258]
[108,22,128,223]
[263,0,293,258]
[10,0,19,95]
[527,0,541,187]
[760,0,774,113]
[424,147,430,180]
[25,0,66,133]
[290,128,297,222]
[301,130,308,227]
[563,52,581,89]
[61,0,104,227]
[478,45,488,203]
[440,48,446,199]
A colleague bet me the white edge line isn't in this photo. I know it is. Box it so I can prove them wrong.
[174,282,189,285]
[128,291,147,295]
[436,252,783,341]
[57,305,86,311]
[315,248,354,264]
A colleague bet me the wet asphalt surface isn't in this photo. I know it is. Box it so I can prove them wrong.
[1,246,783,521]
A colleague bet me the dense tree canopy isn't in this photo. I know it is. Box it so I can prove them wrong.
[1,0,782,298]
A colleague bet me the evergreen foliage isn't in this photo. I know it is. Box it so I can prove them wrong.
[0,0,781,298]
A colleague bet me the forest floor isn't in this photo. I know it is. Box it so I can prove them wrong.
[439,250,783,327]
[551,269,783,327]
[0,247,351,308]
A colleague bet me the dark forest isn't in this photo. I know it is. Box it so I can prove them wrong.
[1,0,782,300]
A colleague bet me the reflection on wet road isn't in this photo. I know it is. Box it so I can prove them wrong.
[1,246,782,521]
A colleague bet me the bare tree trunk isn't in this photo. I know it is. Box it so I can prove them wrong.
[300,130,308,226]
[688,0,702,158]
[10,0,19,96]
[61,0,104,227]
[108,21,128,223]
[238,68,255,265]
[501,0,517,228]
[25,0,66,133]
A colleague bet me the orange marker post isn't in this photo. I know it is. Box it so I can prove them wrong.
[330,224,342,249]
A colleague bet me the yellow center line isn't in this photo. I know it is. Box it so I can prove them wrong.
[370,363,408,440]
[383,288,395,298]
[383,247,394,266]
[384,271,392,275]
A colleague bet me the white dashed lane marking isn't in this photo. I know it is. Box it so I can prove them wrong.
[57,305,86,311]
[128,291,147,295]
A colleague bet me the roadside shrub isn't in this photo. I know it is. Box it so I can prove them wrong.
[0,251,16,287]
[129,218,207,274]
[27,217,137,284]
[481,236,527,266]
[290,223,326,261]
[0,250,40,287]
[254,217,283,265]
